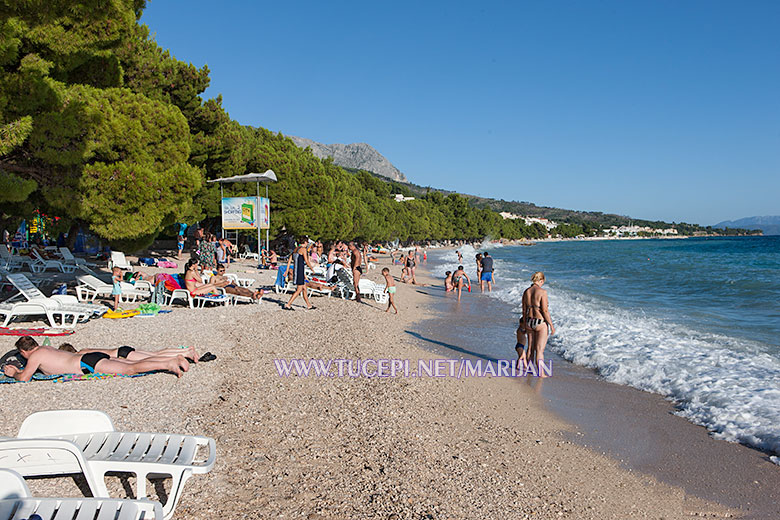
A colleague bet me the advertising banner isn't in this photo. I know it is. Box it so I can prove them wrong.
[221,197,258,229]
[258,197,270,230]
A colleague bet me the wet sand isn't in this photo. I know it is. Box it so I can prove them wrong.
[412,262,780,519]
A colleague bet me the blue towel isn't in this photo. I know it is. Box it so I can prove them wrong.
[274,266,288,287]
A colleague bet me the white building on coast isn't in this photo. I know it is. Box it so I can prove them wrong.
[499,212,558,230]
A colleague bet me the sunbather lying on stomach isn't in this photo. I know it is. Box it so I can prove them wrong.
[3,336,192,381]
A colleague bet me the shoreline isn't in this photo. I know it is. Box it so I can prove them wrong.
[411,259,780,518]
[0,253,768,517]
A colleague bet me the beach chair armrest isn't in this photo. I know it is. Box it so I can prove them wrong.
[193,437,217,474]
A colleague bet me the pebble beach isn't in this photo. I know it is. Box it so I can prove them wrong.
[0,254,738,519]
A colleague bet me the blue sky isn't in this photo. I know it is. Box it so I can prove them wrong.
[140,1,779,226]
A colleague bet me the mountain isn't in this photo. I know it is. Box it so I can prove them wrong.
[714,216,780,235]
[287,136,408,182]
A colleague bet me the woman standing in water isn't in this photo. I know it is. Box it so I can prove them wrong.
[522,271,555,377]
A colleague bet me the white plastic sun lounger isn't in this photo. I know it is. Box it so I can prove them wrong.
[225,273,254,287]
[357,279,388,304]
[29,249,77,274]
[108,251,134,272]
[0,469,162,520]
[5,273,107,318]
[75,275,150,303]
[0,300,91,328]
[1,410,216,520]
[0,245,26,272]
[58,247,98,268]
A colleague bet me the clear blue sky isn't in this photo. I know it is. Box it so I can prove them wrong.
[140,0,779,226]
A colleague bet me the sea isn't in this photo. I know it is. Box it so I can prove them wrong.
[428,236,780,458]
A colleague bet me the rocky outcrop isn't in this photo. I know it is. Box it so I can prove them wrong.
[288,136,408,183]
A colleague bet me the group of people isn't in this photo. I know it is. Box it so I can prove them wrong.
[444,250,555,374]
[194,232,235,270]
[3,336,200,381]
[182,258,264,300]
[443,251,495,301]
[282,240,395,311]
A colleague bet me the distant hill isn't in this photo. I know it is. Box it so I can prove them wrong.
[714,216,780,235]
[345,169,759,236]
[287,136,408,182]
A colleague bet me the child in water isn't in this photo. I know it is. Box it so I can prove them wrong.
[444,271,453,292]
[382,267,398,314]
[515,317,527,370]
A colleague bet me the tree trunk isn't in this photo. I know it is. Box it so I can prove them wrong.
[65,221,81,250]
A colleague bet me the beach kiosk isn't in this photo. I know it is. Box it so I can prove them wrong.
[208,170,277,265]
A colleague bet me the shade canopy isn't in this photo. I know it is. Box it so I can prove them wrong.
[207,170,277,184]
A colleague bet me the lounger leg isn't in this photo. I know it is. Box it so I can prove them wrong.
[88,469,111,498]
[136,471,148,500]
[147,470,190,520]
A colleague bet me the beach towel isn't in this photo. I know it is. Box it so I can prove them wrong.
[0,371,157,384]
[156,272,183,292]
[274,265,288,287]
[158,260,177,268]
[0,327,74,337]
[102,309,140,319]
[139,257,157,267]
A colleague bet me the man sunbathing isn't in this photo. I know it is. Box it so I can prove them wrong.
[210,265,263,300]
[3,336,193,381]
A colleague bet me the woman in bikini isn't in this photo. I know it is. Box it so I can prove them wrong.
[522,271,555,377]
[183,259,222,296]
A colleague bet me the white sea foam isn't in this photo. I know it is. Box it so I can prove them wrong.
[431,250,780,456]
[494,274,780,455]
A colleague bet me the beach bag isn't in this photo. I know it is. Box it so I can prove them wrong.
[152,280,166,305]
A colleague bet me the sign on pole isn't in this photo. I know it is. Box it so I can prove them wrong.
[221,197,270,230]
[221,197,258,229]
[258,197,270,230]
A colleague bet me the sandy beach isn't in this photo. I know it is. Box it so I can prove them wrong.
[0,252,758,518]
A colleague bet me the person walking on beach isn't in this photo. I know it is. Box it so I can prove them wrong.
[382,267,398,313]
[349,242,363,302]
[284,239,317,310]
[522,272,555,377]
[480,251,495,292]
[452,265,471,301]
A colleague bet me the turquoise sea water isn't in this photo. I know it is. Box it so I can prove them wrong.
[431,236,780,457]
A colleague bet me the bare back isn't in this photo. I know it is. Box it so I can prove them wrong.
[27,346,82,375]
[523,284,547,320]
